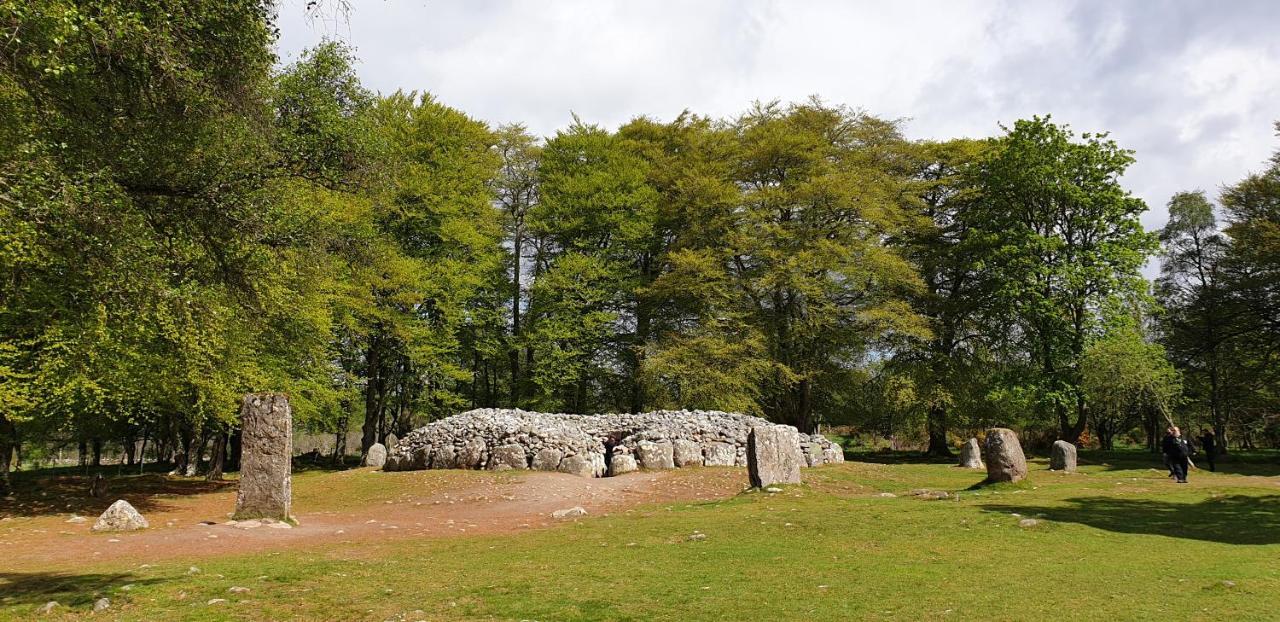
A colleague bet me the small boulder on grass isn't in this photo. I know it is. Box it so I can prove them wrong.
[551,506,587,519]
[92,500,149,532]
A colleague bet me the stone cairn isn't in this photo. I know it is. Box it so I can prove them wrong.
[234,393,293,521]
[1050,440,1078,472]
[385,408,843,477]
[982,427,1028,483]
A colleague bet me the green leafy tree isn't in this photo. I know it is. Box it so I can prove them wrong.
[974,116,1157,443]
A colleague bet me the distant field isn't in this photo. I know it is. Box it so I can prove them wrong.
[2,449,1278,621]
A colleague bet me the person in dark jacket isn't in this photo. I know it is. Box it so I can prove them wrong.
[1199,429,1217,472]
[1162,426,1191,483]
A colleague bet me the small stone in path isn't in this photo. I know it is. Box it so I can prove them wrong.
[36,601,58,614]
[66,515,87,524]
[1018,518,1040,528]
[688,532,707,541]
[551,506,587,519]
[765,487,782,493]
[187,566,201,575]
[93,598,110,612]
[228,586,250,594]
[1221,580,1236,588]
[879,492,897,498]
[207,598,228,605]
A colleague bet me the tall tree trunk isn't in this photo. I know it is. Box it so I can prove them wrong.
[228,429,242,472]
[510,231,523,407]
[137,426,148,474]
[78,440,87,469]
[176,425,194,475]
[333,410,349,466]
[1066,392,1088,445]
[206,432,227,481]
[361,332,383,457]
[925,403,952,457]
[91,438,103,468]
[1209,362,1228,454]
[123,431,136,466]
[0,413,14,494]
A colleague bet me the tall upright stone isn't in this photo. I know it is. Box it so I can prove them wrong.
[364,443,387,468]
[234,393,292,521]
[982,427,1028,483]
[958,438,984,469]
[1050,440,1078,472]
[747,425,802,488]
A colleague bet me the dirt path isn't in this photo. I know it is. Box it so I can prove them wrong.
[1,468,745,572]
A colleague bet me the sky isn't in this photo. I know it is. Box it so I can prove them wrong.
[276,0,1280,271]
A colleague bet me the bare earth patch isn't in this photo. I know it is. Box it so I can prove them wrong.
[2,467,746,573]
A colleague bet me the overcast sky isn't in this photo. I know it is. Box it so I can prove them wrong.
[277,0,1280,265]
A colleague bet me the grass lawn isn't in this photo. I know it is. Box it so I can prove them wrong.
[2,450,1278,621]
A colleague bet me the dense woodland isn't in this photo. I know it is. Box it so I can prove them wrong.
[1,2,1278,490]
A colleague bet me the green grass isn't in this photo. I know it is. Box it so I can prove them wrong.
[4,451,1279,621]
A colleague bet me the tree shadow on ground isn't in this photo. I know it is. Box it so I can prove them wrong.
[982,494,1280,544]
[0,571,164,609]
[1078,449,1280,477]
[0,472,234,518]
[841,449,957,465]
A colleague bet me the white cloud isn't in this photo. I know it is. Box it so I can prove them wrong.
[277,0,1280,274]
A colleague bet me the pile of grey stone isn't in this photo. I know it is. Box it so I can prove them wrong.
[384,408,843,477]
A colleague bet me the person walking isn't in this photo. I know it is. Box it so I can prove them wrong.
[1199,429,1217,472]
[1162,426,1191,483]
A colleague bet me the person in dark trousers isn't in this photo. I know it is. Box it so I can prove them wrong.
[1161,427,1176,478]
[1199,429,1217,472]
[1162,426,1191,483]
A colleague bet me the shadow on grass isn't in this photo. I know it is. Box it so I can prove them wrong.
[0,571,164,609]
[1076,449,1280,477]
[840,449,957,466]
[0,472,234,518]
[982,494,1280,544]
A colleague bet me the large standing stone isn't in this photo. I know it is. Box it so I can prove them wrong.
[488,443,528,470]
[364,443,387,468]
[385,433,399,452]
[982,428,1028,484]
[702,442,736,466]
[1050,440,1078,472]
[636,440,675,470]
[672,439,703,467]
[234,393,292,521]
[958,437,984,469]
[747,426,802,488]
[92,499,149,532]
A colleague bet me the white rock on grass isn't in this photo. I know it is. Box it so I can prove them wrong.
[36,601,58,614]
[93,598,110,612]
[92,500,149,532]
[551,506,588,519]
